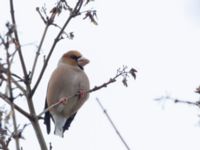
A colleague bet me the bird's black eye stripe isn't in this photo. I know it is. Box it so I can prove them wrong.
[70,55,81,61]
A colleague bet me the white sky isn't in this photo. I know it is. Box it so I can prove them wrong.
[1,0,200,150]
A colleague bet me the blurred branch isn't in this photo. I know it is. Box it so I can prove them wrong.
[174,99,200,107]
[0,92,31,120]
[155,94,200,108]
[5,44,20,150]
[0,65,26,94]
[0,139,8,150]
[96,98,131,150]
[38,66,137,117]
[49,142,53,150]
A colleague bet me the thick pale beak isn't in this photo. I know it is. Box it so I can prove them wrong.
[78,56,90,66]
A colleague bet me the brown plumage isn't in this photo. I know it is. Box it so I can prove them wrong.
[44,50,90,137]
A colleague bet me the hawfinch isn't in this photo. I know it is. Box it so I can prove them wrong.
[44,50,90,137]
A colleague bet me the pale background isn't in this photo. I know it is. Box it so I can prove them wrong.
[1,0,200,149]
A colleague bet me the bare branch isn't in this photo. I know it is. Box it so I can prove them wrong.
[0,93,31,120]
[0,66,26,94]
[5,46,20,150]
[32,0,84,96]
[155,95,200,108]
[96,98,131,150]
[30,25,49,82]
[38,66,136,117]
[36,7,47,24]
[0,138,8,150]
[10,0,28,82]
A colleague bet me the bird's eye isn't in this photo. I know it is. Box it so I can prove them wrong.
[70,55,81,61]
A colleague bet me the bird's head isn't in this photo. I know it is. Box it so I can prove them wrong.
[60,50,90,69]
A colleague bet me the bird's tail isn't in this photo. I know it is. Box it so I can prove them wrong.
[52,114,67,137]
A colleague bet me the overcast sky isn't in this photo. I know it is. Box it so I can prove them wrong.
[1,0,200,150]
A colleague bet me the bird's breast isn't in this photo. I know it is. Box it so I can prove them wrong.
[47,65,90,117]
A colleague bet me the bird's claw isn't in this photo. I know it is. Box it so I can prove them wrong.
[78,90,87,100]
[59,97,68,105]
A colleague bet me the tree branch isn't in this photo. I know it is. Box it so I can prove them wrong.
[38,66,136,117]
[0,93,31,120]
[30,25,49,82]
[0,139,8,150]
[31,0,84,96]
[10,0,28,81]
[96,98,131,150]
[5,48,20,150]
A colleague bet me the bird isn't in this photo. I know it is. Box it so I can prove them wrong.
[44,50,90,137]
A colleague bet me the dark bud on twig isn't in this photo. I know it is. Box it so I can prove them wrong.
[0,128,7,136]
[129,68,137,79]
[49,7,61,24]
[83,11,98,25]
[69,32,74,40]
[195,86,200,94]
[5,22,15,36]
[49,142,53,150]
[122,78,128,87]
[50,7,61,16]
[36,7,39,11]
[12,124,29,140]
[85,0,94,6]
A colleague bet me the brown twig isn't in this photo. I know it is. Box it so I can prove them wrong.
[31,0,71,81]
[96,98,131,150]
[0,139,8,150]
[5,46,20,150]
[10,0,28,82]
[36,7,47,24]
[38,66,136,117]
[155,95,200,108]
[9,1,48,149]
[30,25,50,82]
[31,0,84,96]
[0,67,26,94]
[0,92,31,120]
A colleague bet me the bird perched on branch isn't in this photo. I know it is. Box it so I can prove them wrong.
[44,50,90,137]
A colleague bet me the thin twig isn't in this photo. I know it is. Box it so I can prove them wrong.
[0,92,31,120]
[0,65,26,94]
[155,95,200,108]
[96,98,131,150]
[52,23,72,38]
[31,0,69,82]
[32,0,84,96]
[30,25,50,82]
[0,139,8,150]
[36,7,47,24]
[38,66,134,117]
[10,77,26,94]
[49,142,53,150]
[6,47,20,150]
[10,0,28,82]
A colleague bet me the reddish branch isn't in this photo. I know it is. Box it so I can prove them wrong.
[38,66,136,117]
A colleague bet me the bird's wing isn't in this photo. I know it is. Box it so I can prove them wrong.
[63,113,77,132]
[44,98,52,134]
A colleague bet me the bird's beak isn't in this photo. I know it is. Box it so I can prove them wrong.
[78,56,90,66]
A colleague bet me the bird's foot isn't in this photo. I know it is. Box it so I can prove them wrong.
[78,90,87,100]
[58,97,68,105]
